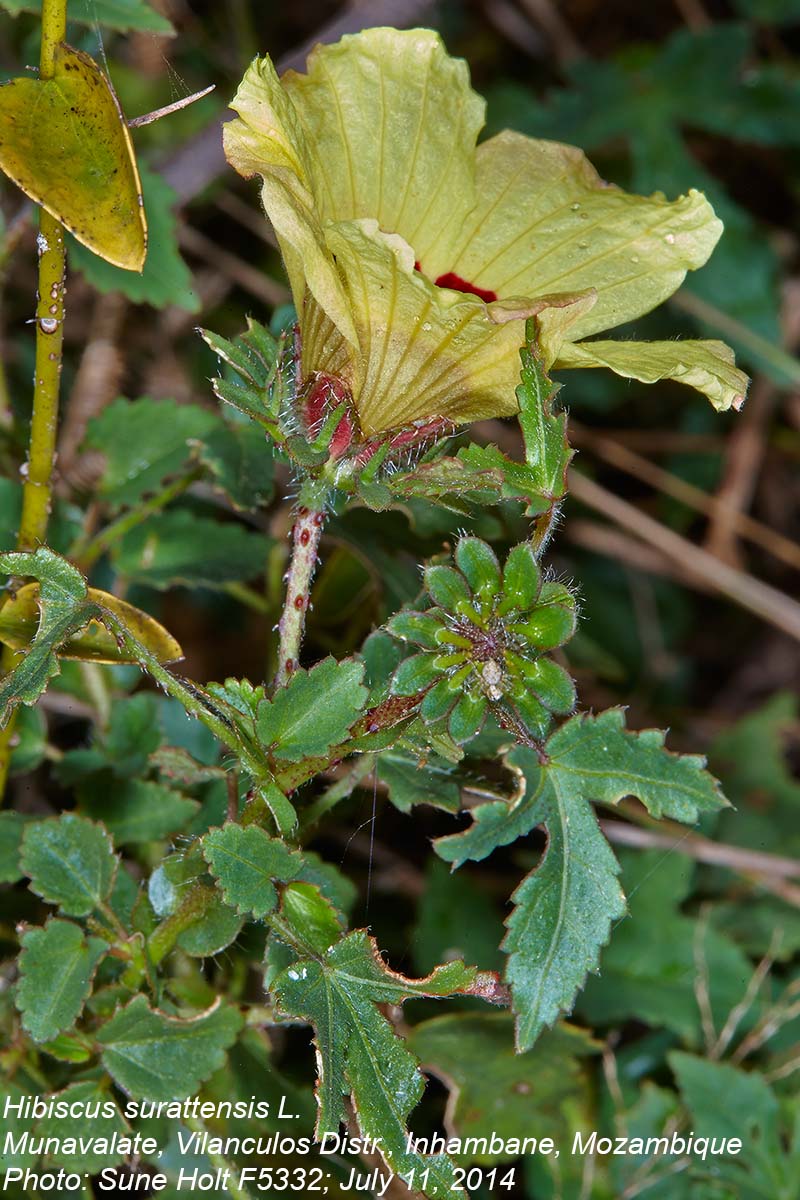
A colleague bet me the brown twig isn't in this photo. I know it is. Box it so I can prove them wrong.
[599,817,800,901]
[178,225,289,307]
[570,420,800,573]
[567,519,694,582]
[481,0,545,58]
[672,0,712,30]
[515,0,585,64]
[568,469,800,642]
[703,377,776,567]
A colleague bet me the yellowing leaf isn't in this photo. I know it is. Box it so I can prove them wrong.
[0,582,182,664]
[0,43,146,271]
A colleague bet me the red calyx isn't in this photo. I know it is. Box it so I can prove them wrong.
[300,372,355,460]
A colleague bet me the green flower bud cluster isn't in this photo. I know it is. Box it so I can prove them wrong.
[388,537,577,744]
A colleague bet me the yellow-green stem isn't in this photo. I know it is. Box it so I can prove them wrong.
[20,206,67,548]
[39,0,67,78]
[0,0,69,800]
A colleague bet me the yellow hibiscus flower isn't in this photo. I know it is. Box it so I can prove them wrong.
[224,27,747,439]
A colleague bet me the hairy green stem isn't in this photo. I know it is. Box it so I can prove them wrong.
[107,614,242,756]
[0,0,68,801]
[274,506,325,688]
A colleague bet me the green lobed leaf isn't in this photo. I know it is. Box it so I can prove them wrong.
[70,166,196,309]
[0,549,96,721]
[99,693,162,775]
[669,1052,779,1145]
[414,859,504,974]
[517,327,572,507]
[35,1082,130,1172]
[543,707,726,821]
[0,578,182,669]
[176,887,244,957]
[503,752,625,1051]
[668,1052,794,1197]
[0,0,174,33]
[377,746,461,814]
[114,509,271,589]
[579,850,760,1045]
[203,823,303,919]
[17,919,107,1042]
[435,709,726,1049]
[408,1014,596,1163]
[272,889,504,1195]
[191,421,275,511]
[80,778,199,845]
[97,995,244,1100]
[256,657,367,762]
[86,397,219,509]
[21,813,118,916]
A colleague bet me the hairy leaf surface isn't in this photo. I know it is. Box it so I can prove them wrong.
[21,813,117,917]
[17,919,107,1042]
[98,996,243,1099]
[436,709,726,1047]
[256,657,367,762]
[272,886,504,1195]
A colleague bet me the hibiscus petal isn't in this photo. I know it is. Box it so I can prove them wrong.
[224,54,357,347]
[555,338,748,411]
[317,220,534,434]
[283,28,485,267]
[438,131,722,340]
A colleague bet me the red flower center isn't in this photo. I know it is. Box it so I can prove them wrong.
[414,262,498,304]
[433,271,498,304]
